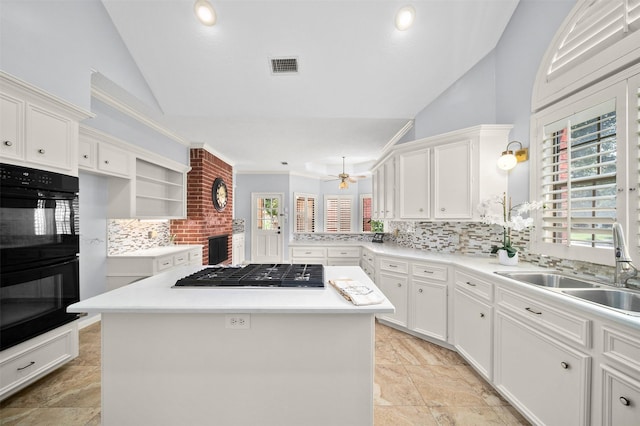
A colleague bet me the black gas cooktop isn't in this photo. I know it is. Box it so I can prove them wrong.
[173,264,325,288]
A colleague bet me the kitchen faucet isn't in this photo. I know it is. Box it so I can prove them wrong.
[612,222,638,287]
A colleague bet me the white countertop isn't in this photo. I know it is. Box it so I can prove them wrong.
[291,240,640,329]
[68,266,395,315]
[108,245,203,258]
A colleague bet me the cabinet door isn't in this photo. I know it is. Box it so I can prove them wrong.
[383,158,395,219]
[377,272,408,327]
[0,92,24,160]
[373,167,384,219]
[453,288,492,379]
[495,311,591,426]
[601,365,640,426]
[411,279,447,341]
[78,138,96,170]
[433,140,471,219]
[399,150,430,219]
[25,103,74,171]
[98,143,131,177]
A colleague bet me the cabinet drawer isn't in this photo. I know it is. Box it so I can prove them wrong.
[189,249,202,264]
[496,287,591,348]
[327,247,360,258]
[455,270,493,302]
[0,329,74,393]
[291,247,326,258]
[361,250,375,265]
[173,252,187,266]
[156,255,174,271]
[379,257,408,274]
[601,365,640,425]
[602,326,640,375]
[412,262,447,282]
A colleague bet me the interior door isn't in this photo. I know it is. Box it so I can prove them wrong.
[251,193,284,263]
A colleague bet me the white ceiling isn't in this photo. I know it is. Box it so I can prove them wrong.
[100,0,519,176]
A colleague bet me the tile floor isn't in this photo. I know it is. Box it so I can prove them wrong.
[0,321,529,425]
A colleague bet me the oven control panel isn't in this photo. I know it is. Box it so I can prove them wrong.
[0,163,78,192]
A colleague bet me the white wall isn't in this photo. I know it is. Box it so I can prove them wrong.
[406,0,576,205]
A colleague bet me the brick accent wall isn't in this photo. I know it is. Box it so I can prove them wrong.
[170,148,233,264]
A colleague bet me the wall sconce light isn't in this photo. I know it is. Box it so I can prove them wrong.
[497,141,529,171]
[194,0,216,26]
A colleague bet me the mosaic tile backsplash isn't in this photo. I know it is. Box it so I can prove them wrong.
[108,219,172,255]
[294,220,616,282]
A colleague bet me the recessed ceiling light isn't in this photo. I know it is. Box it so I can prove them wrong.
[194,0,216,26]
[395,5,415,31]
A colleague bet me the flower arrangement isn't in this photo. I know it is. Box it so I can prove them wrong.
[477,193,543,258]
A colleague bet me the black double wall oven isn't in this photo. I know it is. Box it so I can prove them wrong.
[0,163,80,351]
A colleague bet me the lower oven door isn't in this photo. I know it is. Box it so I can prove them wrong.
[0,258,79,351]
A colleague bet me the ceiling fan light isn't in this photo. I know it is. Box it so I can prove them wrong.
[339,180,348,190]
[395,5,415,31]
[194,0,216,26]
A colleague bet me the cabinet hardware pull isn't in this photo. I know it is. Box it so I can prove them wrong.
[418,288,423,293]
[340,252,347,255]
[389,264,397,268]
[525,307,542,315]
[480,313,485,318]
[424,270,433,274]
[83,154,89,159]
[104,160,109,164]
[619,396,630,406]
[3,140,12,146]
[17,361,35,371]
[440,208,446,211]
[305,252,312,254]
[560,361,569,369]
[397,283,402,287]
[465,281,476,287]
[37,149,45,154]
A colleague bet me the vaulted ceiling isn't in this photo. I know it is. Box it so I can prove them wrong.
[101,0,519,176]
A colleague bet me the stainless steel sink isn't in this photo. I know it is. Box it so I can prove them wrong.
[561,289,640,314]
[496,272,601,289]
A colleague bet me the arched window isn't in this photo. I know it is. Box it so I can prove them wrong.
[531,0,640,265]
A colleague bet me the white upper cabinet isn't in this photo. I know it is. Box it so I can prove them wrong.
[383,124,511,221]
[433,140,471,219]
[383,157,395,219]
[399,149,430,219]
[0,72,92,175]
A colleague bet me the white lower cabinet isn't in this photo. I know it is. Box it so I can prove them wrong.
[453,287,493,380]
[409,261,448,341]
[360,248,376,280]
[601,365,640,425]
[0,321,78,401]
[377,271,408,327]
[495,311,591,426]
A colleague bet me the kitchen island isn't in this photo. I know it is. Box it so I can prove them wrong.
[68,265,393,426]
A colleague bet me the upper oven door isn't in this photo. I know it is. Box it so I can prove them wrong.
[0,185,79,270]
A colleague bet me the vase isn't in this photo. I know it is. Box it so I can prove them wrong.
[498,249,518,266]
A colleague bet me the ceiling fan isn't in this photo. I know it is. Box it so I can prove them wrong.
[326,157,367,189]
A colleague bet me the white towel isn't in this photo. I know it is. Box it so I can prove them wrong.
[329,279,385,306]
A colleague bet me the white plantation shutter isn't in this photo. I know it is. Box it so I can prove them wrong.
[325,196,352,233]
[548,0,640,81]
[540,99,617,248]
[294,193,316,233]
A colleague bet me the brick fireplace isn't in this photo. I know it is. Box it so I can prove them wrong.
[170,148,233,264]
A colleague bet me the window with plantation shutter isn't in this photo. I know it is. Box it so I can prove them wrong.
[360,194,372,232]
[294,193,317,233]
[540,99,618,250]
[325,195,353,233]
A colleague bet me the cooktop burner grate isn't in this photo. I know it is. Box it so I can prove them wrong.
[174,264,324,288]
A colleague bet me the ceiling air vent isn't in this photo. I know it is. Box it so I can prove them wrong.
[270,57,298,75]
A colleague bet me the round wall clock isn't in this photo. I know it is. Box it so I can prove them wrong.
[212,177,228,211]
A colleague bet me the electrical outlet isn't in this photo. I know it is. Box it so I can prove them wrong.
[225,314,250,329]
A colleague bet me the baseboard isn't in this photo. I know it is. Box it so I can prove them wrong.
[78,313,101,329]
